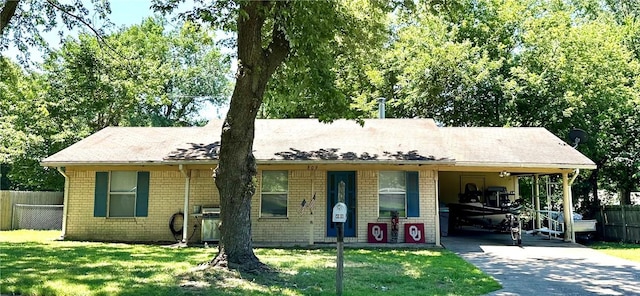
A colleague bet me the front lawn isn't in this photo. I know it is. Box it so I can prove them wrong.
[588,241,640,262]
[0,230,500,296]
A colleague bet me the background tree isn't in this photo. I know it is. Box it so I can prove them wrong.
[0,57,59,190]
[1,0,112,64]
[384,0,640,210]
[1,17,231,191]
[43,17,231,129]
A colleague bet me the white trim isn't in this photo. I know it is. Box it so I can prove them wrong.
[57,167,69,239]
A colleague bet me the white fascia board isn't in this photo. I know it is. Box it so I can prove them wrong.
[453,161,597,170]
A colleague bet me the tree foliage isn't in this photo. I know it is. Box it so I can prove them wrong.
[44,17,231,129]
[259,0,391,120]
[1,17,231,190]
[381,0,640,208]
[1,0,112,64]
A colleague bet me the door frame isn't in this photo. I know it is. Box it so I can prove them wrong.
[326,171,357,237]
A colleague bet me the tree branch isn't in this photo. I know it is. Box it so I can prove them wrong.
[0,0,20,36]
[44,0,130,63]
[264,21,290,79]
[264,1,291,77]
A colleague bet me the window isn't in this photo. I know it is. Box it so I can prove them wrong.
[378,171,419,218]
[94,171,149,218]
[261,171,288,217]
[109,171,137,217]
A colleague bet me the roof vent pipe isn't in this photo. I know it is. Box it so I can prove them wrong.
[377,97,386,119]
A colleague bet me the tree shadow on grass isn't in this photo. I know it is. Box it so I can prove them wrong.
[178,248,500,296]
[0,242,211,296]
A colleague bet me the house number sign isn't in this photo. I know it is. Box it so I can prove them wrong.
[332,202,347,223]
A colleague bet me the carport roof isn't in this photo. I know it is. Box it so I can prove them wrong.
[41,119,596,170]
[441,127,596,169]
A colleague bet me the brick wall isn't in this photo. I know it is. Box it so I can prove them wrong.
[64,169,185,242]
[249,168,438,244]
[63,166,438,244]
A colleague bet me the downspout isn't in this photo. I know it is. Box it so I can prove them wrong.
[57,167,69,239]
[568,169,580,243]
[434,171,441,247]
[179,165,190,244]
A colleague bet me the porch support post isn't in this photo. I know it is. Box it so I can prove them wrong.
[534,174,541,230]
[562,171,573,242]
[568,169,580,243]
[179,165,191,244]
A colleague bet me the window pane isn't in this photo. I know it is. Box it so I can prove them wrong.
[379,193,406,217]
[261,194,287,217]
[262,171,288,193]
[109,194,135,217]
[379,171,406,193]
[111,171,137,192]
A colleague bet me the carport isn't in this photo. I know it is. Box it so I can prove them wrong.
[435,127,596,243]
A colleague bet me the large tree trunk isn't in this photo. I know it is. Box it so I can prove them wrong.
[211,1,289,272]
[0,0,19,35]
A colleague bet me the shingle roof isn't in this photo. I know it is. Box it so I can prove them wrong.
[41,118,596,169]
[441,127,595,168]
[41,127,206,165]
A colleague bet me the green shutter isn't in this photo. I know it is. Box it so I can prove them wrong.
[406,171,420,217]
[135,171,150,217]
[94,172,109,217]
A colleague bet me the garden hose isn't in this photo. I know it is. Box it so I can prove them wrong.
[169,212,184,239]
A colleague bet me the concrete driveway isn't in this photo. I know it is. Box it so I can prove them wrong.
[442,229,640,295]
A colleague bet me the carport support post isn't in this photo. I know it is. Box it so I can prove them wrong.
[562,172,573,242]
[534,175,541,230]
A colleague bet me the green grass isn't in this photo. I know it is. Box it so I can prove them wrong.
[588,241,640,262]
[0,230,500,296]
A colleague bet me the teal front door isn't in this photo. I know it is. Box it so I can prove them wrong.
[327,171,356,237]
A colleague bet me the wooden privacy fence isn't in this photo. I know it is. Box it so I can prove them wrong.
[0,191,63,230]
[597,205,640,243]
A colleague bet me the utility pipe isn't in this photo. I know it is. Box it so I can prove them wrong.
[57,167,69,239]
[434,171,441,247]
[179,165,191,244]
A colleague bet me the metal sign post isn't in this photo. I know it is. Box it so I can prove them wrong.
[332,181,347,296]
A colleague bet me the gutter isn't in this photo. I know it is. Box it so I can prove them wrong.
[42,159,458,167]
[56,167,69,239]
[42,159,596,169]
[179,164,190,244]
[450,161,597,170]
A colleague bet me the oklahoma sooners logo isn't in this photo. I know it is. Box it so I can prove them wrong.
[371,225,384,241]
[409,225,422,241]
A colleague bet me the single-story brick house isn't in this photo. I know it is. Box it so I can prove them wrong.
[41,119,596,245]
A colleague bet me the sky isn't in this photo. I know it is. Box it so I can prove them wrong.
[2,0,228,120]
[3,0,156,62]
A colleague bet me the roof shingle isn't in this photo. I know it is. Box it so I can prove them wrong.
[41,119,595,169]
